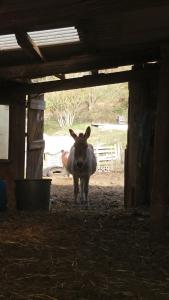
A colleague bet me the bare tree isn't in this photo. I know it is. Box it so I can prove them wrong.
[45,89,86,127]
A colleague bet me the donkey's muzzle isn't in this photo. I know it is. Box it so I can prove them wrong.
[76,162,83,169]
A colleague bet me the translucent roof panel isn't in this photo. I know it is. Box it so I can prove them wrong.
[0,27,80,50]
[0,34,20,50]
[28,27,80,46]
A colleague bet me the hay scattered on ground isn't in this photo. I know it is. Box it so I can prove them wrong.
[0,172,169,299]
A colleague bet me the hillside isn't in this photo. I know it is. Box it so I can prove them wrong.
[44,68,129,132]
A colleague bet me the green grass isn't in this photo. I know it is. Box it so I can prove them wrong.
[89,126,127,148]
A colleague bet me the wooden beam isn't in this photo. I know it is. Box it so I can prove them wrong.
[55,74,65,80]
[28,139,45,151]
[0,54,119,80]
[15,67,158,94]
[15,32,45,62]
[90,70,99,76]
[0,53,159,81]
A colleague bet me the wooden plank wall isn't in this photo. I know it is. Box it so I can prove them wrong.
[26,94,45,179]
[150,49,169,238]
[0,93,26,208]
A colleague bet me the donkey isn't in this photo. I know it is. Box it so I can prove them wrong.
[61,150,70,177]
[66,126,97,205]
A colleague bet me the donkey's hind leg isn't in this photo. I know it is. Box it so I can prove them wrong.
[80,176,89,206]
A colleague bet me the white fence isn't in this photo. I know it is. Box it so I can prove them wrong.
[43,151,62,168]
[94,144,123,172]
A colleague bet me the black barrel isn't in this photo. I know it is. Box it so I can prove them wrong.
[15,179,52,211]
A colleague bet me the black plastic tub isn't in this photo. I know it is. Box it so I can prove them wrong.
[15,179,52,211]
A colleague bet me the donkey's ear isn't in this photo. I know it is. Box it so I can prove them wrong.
[84,126,91,139]
[69,129,77,140]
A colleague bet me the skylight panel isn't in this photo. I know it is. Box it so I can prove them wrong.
[28,27,80,46]
[0,34,20,50]
[0,27,80,50]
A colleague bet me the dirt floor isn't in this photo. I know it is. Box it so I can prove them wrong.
[50,171,124,213]
[0,172,169,300]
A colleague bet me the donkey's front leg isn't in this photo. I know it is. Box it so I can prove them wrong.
[80,178,85,204]
[73,176,79,204]
[84,176,89,205]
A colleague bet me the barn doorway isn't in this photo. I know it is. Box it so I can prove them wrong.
[43,70,129,213]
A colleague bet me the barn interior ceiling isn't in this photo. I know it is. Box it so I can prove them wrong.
[0,0,168,88]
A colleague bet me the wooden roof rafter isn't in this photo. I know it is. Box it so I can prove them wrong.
[15,31,65,80]
[15,31,45,62]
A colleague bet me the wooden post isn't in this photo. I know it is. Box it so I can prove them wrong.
[26,94,45,179]
[150,48,169,239]
[125,64,158,208]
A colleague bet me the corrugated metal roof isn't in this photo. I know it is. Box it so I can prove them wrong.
[0,27,79,50]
